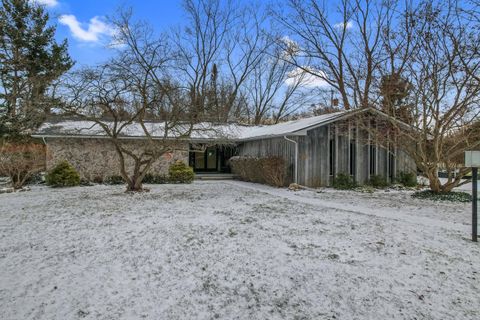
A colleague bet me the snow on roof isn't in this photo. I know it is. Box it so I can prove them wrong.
[239,111,346,139]
[33,111,349,141]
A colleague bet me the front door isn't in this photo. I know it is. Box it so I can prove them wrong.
[192,146,218,172]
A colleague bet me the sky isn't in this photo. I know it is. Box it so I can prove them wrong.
[36,0,185,67]
[34,0,331,90]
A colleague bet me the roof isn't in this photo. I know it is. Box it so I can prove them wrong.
[32,110,356,141]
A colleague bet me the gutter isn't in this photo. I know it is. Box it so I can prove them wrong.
[283,135,298,184]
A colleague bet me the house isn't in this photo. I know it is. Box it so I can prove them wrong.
[32,108,416,187]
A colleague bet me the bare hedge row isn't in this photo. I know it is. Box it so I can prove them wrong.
[229,156,288,187]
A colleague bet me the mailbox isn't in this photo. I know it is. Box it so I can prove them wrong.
[465,151,480,168]
[465,150,479,242]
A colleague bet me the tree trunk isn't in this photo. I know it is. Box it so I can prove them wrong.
[125,181,143,192]
[426,168,442,193]
[425,167,463,193]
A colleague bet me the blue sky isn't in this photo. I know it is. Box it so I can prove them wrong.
[38,0,184,67]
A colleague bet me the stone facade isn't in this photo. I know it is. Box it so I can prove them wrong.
[45,138,189,181]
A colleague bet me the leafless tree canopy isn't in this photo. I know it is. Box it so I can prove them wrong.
[55,0,480,192]
[60,11,197,192]
[274,0,480,192]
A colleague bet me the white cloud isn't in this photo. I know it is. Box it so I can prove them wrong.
[32,0,59,7]
[334,21,354,30]
[59,15,116,43]
[285,67,330,88]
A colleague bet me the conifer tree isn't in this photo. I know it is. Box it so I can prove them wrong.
[0,0,73,137]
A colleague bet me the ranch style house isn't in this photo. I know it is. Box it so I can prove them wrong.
[33,108,416,187]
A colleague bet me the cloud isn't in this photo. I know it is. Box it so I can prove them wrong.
[32,0,59,7]
[59,15,116,43]
[285,67,330,88]
[279,36,301,59]
[334,21,354,30]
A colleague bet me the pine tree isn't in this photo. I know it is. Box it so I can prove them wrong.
[0,0,73,137]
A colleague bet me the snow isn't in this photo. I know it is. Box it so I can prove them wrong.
[33,111,349,141]
[238,112,345,139]
[1,181,479,320]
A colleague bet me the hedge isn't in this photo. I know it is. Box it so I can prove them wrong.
[229,156,287,187]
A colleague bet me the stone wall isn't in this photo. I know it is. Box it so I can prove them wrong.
[45,138,189,181]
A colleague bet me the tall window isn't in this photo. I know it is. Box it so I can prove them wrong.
[349,141,356,176]
[329,138,335,176]
[388,146,395,179]
[369,144,377,176]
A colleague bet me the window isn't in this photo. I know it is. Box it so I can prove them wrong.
[349,141,356,176]
[388,146,395,179]
[369,144,377,176]
[329,138,335,176]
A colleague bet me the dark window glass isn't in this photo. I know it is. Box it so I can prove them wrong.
[388,147,395,179]
[329,138,335,176]
[369,144,376,175]
[349,141,356,176]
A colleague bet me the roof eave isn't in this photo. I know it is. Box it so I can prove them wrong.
[31,134,232,142]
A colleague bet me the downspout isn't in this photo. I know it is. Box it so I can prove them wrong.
[283,135,298,184]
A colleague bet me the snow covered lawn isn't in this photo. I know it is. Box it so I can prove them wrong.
[1,181,479,320]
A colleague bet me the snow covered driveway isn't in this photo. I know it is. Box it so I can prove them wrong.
[1,181,479,320]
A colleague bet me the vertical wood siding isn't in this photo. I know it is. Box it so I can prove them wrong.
[237,121,416,187]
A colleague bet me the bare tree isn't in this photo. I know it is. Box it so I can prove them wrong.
[60,10,197,192]
[359,0,480,192]
[274,0,391,110]
[173,0,271,122]
[0,141,44,189]
[404,1,480,192]
[244,43,315,124]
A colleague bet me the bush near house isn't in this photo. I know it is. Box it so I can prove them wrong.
[45,161,80,187]
[332,173,357,190]
[168,160,194,184]
[104,175,125,185]
[0,142,45,189]
[143,173,169,184]
[367,174,390,188]
[230,156,287,187]
[397,171,417,187]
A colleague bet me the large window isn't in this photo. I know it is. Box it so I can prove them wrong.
[189,145,218,172]
[388,146,395,179]
[369,144,377,176]
[329,138,335,176]
[349,141,356,177]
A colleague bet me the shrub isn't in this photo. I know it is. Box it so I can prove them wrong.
[45,161,80,187]
[104,175,125,185]
[259,157,287,187]
[332,173,357,190]
[230,156,287,187]
[143,173,169,184]
[92,176,104,184]
[367,174,390,188]
[397,171,417,187]
[0,142,45,189]
[412,190,472,202]
[168,160,194,183]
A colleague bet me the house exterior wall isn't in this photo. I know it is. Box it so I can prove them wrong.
[45,138,189,181]
[237,121,417,188]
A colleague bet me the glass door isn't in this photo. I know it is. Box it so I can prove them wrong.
[190,145,218,172]
[205,147,217,171]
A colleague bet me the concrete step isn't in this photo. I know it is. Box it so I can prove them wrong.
[195,174,237,180]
